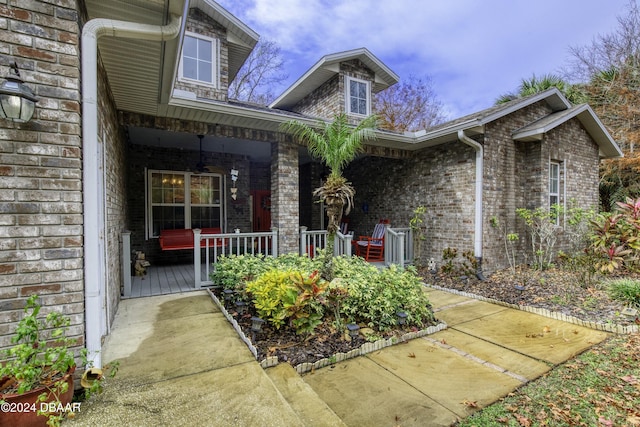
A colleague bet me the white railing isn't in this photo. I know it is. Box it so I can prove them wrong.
[299,227,353,257]
[335,230,353,257]
[299,226,327,258]
[194,228,278,288]
[385,227,413,267]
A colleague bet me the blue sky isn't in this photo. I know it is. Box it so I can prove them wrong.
[216,0,629,119]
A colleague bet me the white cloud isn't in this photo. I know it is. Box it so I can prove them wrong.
[216,0,629,118]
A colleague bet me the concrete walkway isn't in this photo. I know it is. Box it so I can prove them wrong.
[68,288,610,426]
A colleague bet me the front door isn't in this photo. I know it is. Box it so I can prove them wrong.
[252,190,271,231]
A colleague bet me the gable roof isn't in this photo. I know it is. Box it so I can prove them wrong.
[401,88,622,159]
[512,103,622,157]
[84,0,258,116]
[269,48,399,110]
[189,0,259,81]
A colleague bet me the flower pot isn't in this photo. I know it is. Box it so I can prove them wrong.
[0,366,75,427]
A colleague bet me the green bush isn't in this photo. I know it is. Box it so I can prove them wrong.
[607,278,640,307]
[210,253,319,292]
[219,254,435,333]
[332,256,434,331]
[245,269,327,335]
[589,197,640,273]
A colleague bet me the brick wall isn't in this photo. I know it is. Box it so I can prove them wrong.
[291,59,375,124]
[271,139,299,253]
[0,0,84,350]
[98,58,127,325]
[346,142,476,266]
[347,103,602,275]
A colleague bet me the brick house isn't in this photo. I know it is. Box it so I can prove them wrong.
[0,0,621,365]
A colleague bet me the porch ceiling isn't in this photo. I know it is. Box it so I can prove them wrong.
[128,126,316,164]
[85,0,184,116]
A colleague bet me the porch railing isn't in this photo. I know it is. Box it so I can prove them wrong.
[335,230,353,257]
[194,228,278,288]
[385,227,413,267]
[299,227,353,258]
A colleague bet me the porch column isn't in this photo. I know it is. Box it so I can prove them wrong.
[271,140,299,254]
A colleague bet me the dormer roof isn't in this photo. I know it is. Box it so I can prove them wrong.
[189,0,259,81]
[269,48,399,110]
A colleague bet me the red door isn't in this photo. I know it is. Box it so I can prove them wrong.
[252,190,271,231]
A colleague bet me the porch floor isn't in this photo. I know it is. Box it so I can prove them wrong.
[127,263,204,298]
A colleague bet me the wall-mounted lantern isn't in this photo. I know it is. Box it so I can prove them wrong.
[0,62,37,123]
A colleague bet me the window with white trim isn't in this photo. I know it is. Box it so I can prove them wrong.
[147,170,222,237]
[549,161,561,224]
[345,76,370,116]
[180,32,218,86]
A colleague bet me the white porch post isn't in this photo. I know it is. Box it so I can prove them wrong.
[121,231,131,297]
[193,228,201,288]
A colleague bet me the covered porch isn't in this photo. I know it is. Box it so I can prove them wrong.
[122,227,413,298]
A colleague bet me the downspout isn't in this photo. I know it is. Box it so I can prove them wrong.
[82,15,182,367]
[457,130,486,280]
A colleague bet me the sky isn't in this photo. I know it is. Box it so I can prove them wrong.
[215,0,630,120]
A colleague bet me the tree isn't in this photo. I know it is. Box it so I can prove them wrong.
[564,0,640,82]
[228,40,288,105]
[563,0,640,209]
[373,74,446,132]
[495,73,584,104]
[281,113,378,279]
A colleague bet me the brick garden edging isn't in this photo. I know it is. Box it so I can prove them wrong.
[425,283,639,334]
[206,288,448,374]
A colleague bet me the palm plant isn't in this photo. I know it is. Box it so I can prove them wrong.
[495,73,584,104]
[282,113,378,279]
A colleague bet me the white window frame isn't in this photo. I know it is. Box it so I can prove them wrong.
[146,169,223,238]
[179,32,219,87]
[549,161,561,225]
[345,76,370,116]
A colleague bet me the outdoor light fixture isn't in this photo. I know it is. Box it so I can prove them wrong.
[0,62,38,123]
[223,289,234,307]
[346,323,360,339]
[514,285,526,296]
[250,316,265,342]
[235,300,247,315]
[396,311,407,326]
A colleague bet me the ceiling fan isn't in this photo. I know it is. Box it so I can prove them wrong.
[193,134,224,175]
[195,134,207,173]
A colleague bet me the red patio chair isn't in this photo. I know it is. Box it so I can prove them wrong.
[355,219,389,261]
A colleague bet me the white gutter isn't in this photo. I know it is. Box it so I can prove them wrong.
[457,130,485,280]
[81,15,182,367]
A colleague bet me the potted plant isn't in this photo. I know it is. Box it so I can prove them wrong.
[0,295,115,427]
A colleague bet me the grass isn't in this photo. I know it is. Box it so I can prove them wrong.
[456,333,640,427]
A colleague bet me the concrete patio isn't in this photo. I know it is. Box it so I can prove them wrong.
[67,288,610,426]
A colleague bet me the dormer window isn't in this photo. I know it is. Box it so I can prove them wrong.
[180,32,218,87]
[346,76,370,116]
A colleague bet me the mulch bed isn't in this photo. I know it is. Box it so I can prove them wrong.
[425,266,640,327]
[212,266,639,367]
[212,289,439,367]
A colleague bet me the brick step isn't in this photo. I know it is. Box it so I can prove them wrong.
[265,363,348,427]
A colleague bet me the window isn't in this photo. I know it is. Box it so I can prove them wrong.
[148,170,222,238]
[345,76,370,116]
[549,161,560,224]
[180,32,218,86]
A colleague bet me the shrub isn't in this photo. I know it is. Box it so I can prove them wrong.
[332,256,434,330]
[589,197,640,273]
[230,254,435,334]
[245,269,328,335]
[517,206,561,270]
[607,278,640,307]
[210,253,319,292]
